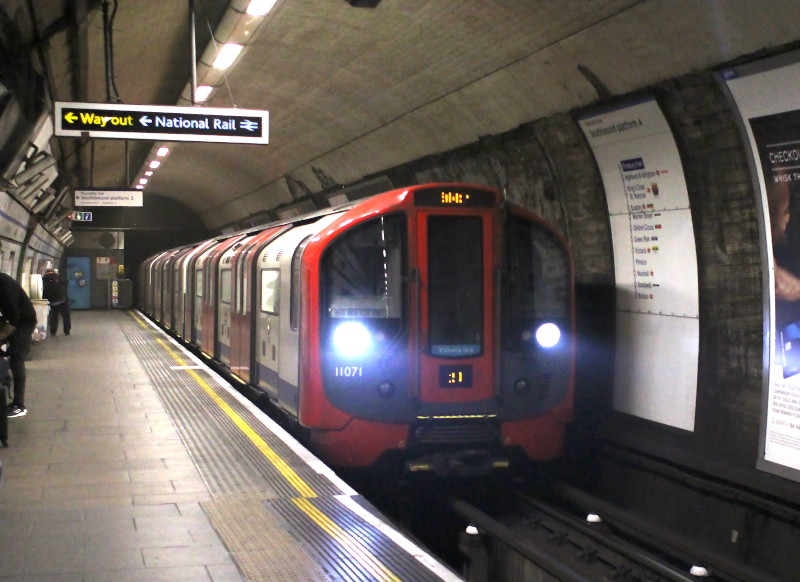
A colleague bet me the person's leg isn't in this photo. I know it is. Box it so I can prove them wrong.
[62,303,71,335]
[48,305,60,335]
[7,327,32,410]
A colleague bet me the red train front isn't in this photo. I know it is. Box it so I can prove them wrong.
[140,183,575,476]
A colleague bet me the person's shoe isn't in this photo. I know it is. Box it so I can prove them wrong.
[7,404,26,418]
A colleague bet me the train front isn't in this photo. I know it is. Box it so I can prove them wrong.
[301,184,575,476]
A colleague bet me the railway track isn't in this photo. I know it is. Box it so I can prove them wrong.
[448,481,779,582]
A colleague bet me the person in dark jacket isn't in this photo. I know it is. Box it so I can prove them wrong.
[42,268,71,336]
[0,273,37,418]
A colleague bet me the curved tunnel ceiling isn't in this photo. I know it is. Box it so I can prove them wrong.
[35,0,800,230]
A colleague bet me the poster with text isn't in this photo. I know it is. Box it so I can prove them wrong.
[579,98,699,431]
[725,54,800,479]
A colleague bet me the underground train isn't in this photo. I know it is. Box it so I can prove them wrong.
[139,183,575,475]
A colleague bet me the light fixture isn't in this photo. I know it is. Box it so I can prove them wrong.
[247,0,278,16]
[145,171,153,176]
[149,160,161,169]
[156,147,170,157]
[212,43,243,69]
[32,191,55,214]
[136,184,144,190]
[139,178,148,185]
[12,155,56,186]
[194,85,213,103]
[15,174,49,201]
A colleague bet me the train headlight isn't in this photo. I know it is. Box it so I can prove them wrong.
[333,321,372,357]
[535,323,561,348]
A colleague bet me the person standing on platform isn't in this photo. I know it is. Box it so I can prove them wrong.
[42,268,71,336]
[0,272,37,418]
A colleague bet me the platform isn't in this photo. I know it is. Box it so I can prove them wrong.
[0,310,462,581]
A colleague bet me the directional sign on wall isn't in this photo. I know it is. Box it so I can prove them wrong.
[54,101,269,144]
[75,189,143,207]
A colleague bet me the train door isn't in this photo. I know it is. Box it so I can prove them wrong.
[171,246,197,338]
[414,208,497,405]
[193,242,222,352]
[254,237,284,399]
[231,227,285,383]
[144,251,168,315]
[66,256,91,309]
[186,240,218,344]
[199,235,244,358]
[161,249,182,325]
[217,242,240,367]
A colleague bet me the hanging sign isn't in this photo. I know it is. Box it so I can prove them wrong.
[54,101,269,144]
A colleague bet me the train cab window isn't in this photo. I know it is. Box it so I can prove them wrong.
[220,269,232,304]
[261,269,280,314]
[503,214,570,350]
[427,216,483,357]
[321,215,407,353]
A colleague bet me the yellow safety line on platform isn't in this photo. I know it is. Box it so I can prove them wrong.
[130,313,317,497]
[155,336,318,498]
[133,314,404,581]
[293,497,402,582]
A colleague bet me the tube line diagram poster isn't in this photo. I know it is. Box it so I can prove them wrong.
[725,53,800,479]
[579,97,699,432]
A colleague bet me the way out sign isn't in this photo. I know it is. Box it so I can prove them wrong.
[55,101,269,144]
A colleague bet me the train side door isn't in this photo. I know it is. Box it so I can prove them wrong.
[187,240,217,344]
[254,242,282,399]
[217,246,237,366]
[229,237,253,380]
[415,209,497,405]
[198,236,242,356]
[232,227,284,384]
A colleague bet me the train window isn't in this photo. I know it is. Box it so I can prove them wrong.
[427,216,483,357]
[324,215,405,319]
[261,269,280,314]
[503,214,570,349]
[320,214,407,355]
[220,268,232,304]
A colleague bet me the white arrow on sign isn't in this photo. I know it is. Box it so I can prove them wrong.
[140,115,152,126]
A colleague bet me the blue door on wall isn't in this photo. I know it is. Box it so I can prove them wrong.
[67,256,91,309]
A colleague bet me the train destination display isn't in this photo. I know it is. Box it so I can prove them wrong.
[579,97,699,432]
[55,101,269,144]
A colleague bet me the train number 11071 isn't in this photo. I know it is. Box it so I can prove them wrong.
[335,366,363,377]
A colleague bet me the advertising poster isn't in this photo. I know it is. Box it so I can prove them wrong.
[579,97,699,431]
[724,53,800,478]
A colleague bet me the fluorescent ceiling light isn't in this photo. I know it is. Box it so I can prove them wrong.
[195,85,213,103]
[156,147,170,157]
[145,171,153,176]
[149,160,161,169]
[213,43,243,69]
[139,178,148,185]
[247,0,278,16]
[136,184,144,190]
